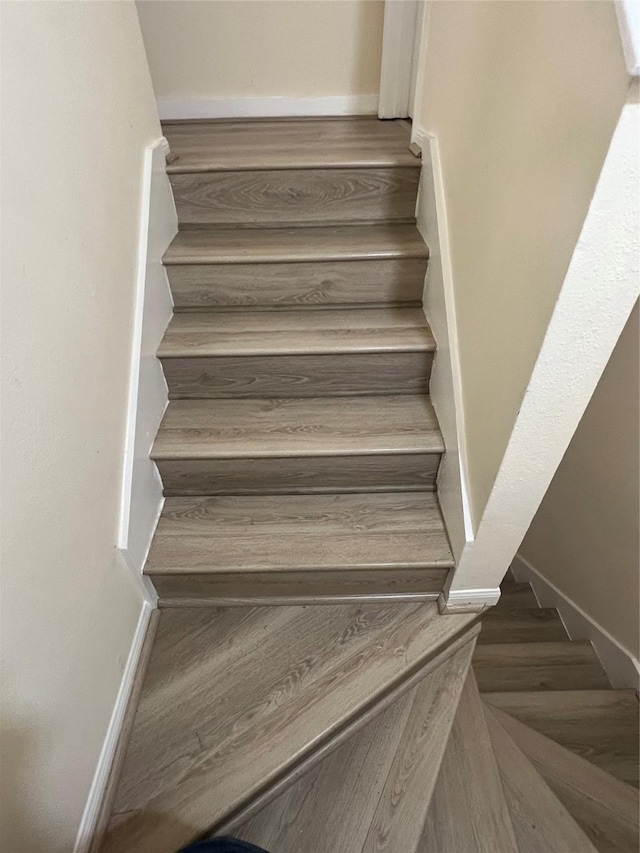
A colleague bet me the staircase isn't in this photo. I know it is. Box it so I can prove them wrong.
[95,118,638,853]
[147,117,451,606]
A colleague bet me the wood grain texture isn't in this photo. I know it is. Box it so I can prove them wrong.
[489,705,640,853]
[159,308,434,398]
[153,395,443,459]
[163,223,428,265]
[473,641,611,692]
[361,644,479,853]
[483,690,640,787]
[153,396,442,494]
[99,604,478,853]
[163,351,433,398]
[232,641,475,853]
[159,308,435,356]
[478,606,568,645]
[167,258,427,311]
[163,117,419,172]
[170,167,420,226]
[420,673,518,853]
[218,629,480,838]
[235,688,417,853]
[147,492,453,574]
[148,491,452,603]
[156,452,440,496]
[153,569,446,606]
[484,706,600,853]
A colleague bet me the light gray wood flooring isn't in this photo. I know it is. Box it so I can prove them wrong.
[99,603,478,853]
[163,117,421,172]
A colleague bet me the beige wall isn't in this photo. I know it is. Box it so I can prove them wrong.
[0,2,161,849]
[414,0,629,528]
[521,304,639,659]
[136,0,384,100]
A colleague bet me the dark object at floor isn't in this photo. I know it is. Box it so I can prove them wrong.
[178,838,270,853]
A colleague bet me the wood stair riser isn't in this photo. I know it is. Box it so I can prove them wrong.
[489,706,640,853]
[170,167,420,227]
[484,707,601,853]
[167,257,428,311]
[151,568,449,607]
[474,641,612,692]
[156,452,441,496]
[484,690,640,788]
[145,492,453,605]
[161,351,433,398]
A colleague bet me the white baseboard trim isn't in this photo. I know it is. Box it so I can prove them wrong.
[412,129,474,561]
[73,601,154,853]
[512,554,640,691]
[438,586,501,614]
[157,95,379,121]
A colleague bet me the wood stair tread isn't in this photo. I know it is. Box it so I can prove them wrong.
[420,673,518,853]
[497,581,539,609]
[152,395,443,459]
[158,308,435,357]
[146,492,454,575]
[473,641,611,692]
[489,705,640,853]
[162,117,419,173]
[484,704,600,853]
[483,689,640,787]
[99,603,479,853]
[232,640,475,853]
[478,606,568,644]
[163,223,428,265]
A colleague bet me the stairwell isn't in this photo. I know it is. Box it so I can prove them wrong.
[95,118,638,853]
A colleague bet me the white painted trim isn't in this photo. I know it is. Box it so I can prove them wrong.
[438,587,501,614]
[413,129,474,561]
[158,95,379,121]
[118,142,154,552]
[118,137,176,592]
[378,0,422,118]
[73,601,153,853]
[444,84,640,599]
[616,0,640,75]
[512,555,640,691]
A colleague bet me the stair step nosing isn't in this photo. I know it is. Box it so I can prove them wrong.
[158,341,436,358]
[167,160,422,175]
[145,560,456,576]
[164,240,429,265]
[152,444,445,461]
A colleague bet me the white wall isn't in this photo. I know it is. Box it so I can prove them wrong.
[413,0,630,531]
[520,303,639,660]
[0,3,162,850]
[444,80,640,602]
[136,0,384,116]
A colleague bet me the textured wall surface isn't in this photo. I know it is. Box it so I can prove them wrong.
[0,3,161,848]
[413,0,630,528]
[521,303,639,658]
